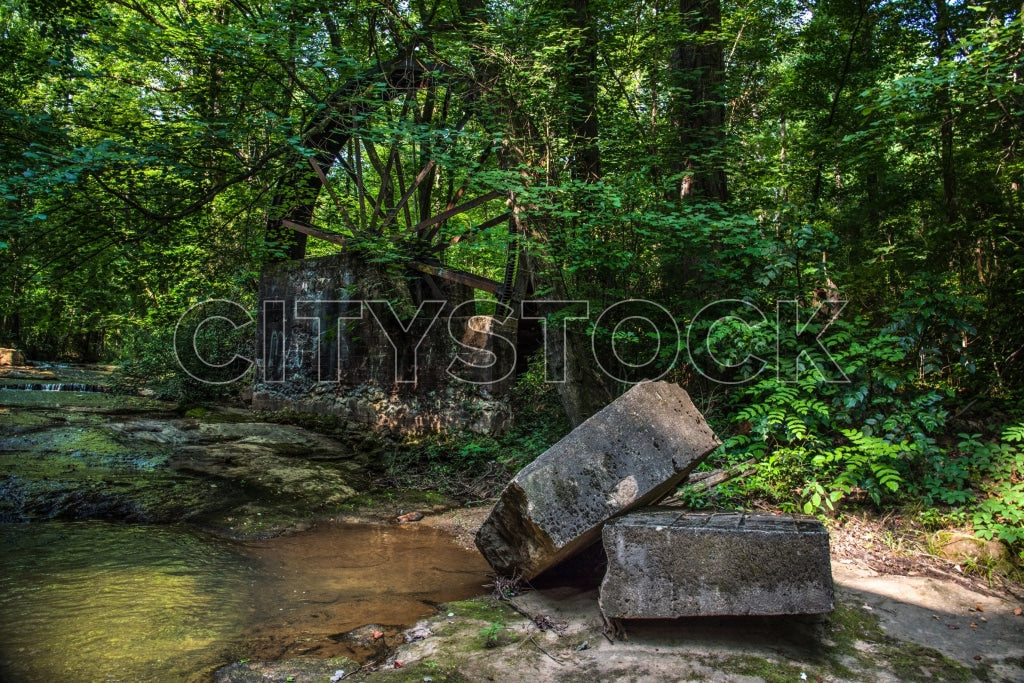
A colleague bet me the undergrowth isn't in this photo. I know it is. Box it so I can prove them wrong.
[378,354,570,500]
[677,311,1024,566]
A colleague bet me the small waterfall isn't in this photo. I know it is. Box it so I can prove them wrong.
[0,382,109,393]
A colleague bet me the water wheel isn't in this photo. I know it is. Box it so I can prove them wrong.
[270,57,522,306]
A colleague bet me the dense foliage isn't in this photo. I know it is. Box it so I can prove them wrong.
[2,0,1022,554]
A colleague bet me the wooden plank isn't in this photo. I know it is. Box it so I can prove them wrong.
[409,261,503,294]
[281,218,346,246]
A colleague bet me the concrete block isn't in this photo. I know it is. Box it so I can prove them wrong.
[600,510,834,618]
[0,348,26,367]
[475,381,720,579]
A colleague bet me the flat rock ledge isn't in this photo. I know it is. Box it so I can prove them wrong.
[600,510,835,618]
[475,381,720,579]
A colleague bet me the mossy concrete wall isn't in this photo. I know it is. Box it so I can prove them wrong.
[253,254,517,434]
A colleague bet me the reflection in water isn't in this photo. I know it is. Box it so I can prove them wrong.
[0,521,490,682]
[0,522,252,683]
[241,523,492,661]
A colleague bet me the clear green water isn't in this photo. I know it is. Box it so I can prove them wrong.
[0,521,490,682]
[0,522,254,683]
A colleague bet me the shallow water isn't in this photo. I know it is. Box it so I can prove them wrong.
[0,522,253,682]
[239,523,492,661]
[0,521,490,682]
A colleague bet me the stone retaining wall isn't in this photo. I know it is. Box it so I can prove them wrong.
[253,254,516,434]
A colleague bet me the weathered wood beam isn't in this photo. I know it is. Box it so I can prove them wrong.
[397,190,500,242]
[281,219,346,246]
[409,261,503,294]
[429,211,511,253]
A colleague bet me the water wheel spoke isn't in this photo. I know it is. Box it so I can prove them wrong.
[428,211,511,254]
[379,106,477,235]
[393,152,414,232]
[360,138,394,233]
[308,157,358,235]
[394,191,501,244]
[416,82,437,227]
[408,260,503,295]
[354,134,367,230]
[380,158,437,234]
[372,95,415,232]
[281,218,346,247]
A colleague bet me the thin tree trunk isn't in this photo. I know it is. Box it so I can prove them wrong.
[934,0,958,226]
[565,0,601,182]
[671,0,727,202]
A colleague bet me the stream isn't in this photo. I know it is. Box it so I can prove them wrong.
[0,366,491,681]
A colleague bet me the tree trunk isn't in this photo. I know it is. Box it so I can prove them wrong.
[519,250,616,426]
[670,0,727,202]
[934,0,957,226]
[565,0,601,183]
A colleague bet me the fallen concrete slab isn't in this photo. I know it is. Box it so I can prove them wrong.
[600,510,834,618]
[475,381,720,579]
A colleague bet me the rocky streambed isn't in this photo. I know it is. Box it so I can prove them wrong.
[4,364,1024,683]
[0,364,490,682]
[0,364,382,536]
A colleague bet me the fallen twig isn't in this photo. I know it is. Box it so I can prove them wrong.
[660,458,758,504]
[529,636,564,665]
[601,612,627,641]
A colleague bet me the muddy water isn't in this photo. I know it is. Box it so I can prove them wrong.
[0,521,490,682]
[240,523,491,661]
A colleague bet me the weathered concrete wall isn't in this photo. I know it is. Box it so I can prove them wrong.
[600,510,834,618]
[475,381,720,579]
[253,253,516,434]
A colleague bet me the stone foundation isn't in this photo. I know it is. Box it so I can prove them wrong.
[253,253,517,434]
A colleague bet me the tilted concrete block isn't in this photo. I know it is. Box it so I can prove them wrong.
[600,510,834,618]
[475,381,720,579]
